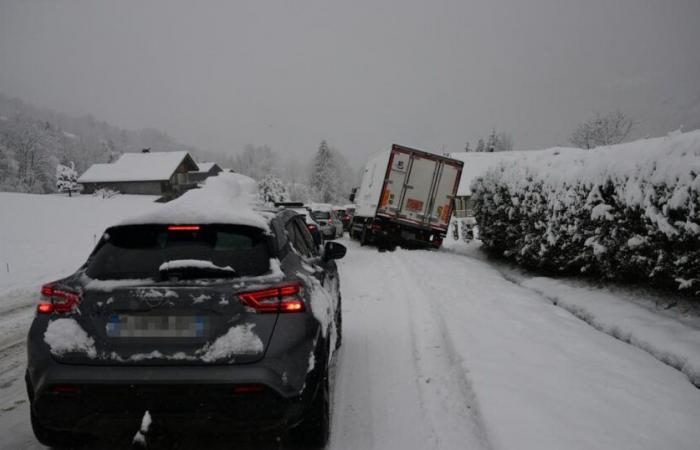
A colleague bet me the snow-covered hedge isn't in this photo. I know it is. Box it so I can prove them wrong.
[471,130,700,296]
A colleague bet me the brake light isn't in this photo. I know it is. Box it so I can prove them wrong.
[307,224,318,232]
[238,283,305,313]
[39,284,81,314]
[168,225,200,231]
[50,384,82,394]
[233,384,265,394]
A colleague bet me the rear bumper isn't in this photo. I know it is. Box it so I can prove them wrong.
[28,363,322,436]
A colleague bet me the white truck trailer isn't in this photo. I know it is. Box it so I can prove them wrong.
[349,144,463,249]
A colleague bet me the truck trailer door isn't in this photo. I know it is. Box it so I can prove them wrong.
[428,162,462,230]
[397,155,439,225]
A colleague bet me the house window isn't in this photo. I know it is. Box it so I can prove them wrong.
[176,172,187,185]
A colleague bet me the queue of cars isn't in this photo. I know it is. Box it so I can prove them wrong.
[280,202,355,242]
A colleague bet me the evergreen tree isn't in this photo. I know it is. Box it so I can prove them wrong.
[486,129,497,152]
[464,142,472,152]
[475,138,486,153]
[310,140,337,203]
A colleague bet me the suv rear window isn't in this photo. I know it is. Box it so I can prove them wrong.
[86,224,270,280]
[311,211,330,220]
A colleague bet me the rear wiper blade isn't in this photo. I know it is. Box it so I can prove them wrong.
[158,260,236,280]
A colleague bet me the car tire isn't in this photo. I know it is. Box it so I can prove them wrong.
[335,295,342,350]
[31,409,87,449]
[289,362,330,449]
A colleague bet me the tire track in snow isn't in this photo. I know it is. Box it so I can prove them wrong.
[330,242,437,449]
[389,251,492,450]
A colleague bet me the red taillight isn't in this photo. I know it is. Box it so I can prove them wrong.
[328,219,333,224]
[239,283,305,313]
[233,384,265,394]
[39,284,81,314]
[168,225,201,231]
[50,384,82,394]
[37,303,54,314]
[371,223,382,232]
[307,224,318,232]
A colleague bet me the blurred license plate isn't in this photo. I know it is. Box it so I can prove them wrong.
[400,230,416,240]
[106,315,209,338]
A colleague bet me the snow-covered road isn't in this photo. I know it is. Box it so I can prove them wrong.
[332,242,700,450]
[2,203,700,448]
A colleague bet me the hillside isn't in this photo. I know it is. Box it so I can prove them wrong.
[0,93,202,193]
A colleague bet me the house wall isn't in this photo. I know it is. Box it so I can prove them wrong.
[80,181,165,195]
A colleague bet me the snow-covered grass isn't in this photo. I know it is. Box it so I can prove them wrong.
[472,130,700,294]
[0,192,158,299]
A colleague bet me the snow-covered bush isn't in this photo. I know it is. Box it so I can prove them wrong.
[56,162,79,196]
[93,187,119,198]
[472,130,700,296]
[258,174,289,204]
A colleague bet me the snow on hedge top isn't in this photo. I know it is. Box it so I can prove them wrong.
[475,130,700,202]
[120,172,269,230]
[449,151,546,196]
[78,151,196,183]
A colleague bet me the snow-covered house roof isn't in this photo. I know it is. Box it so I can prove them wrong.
[449,151,547,196]
[192,162,221,173]
[78,151,198,183]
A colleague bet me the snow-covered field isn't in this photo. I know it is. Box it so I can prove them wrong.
[2,193,700,449]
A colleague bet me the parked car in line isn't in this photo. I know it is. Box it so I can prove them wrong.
[275,202,324,249]
[292,208,324,249]
[26,200,345,448]
[333,206,353,231]
[309,204,344,239]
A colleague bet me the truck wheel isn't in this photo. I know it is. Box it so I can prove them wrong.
[360,225,369,246]
[31,409,87,448]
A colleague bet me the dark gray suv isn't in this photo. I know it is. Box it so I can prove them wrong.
[26,208,345,448]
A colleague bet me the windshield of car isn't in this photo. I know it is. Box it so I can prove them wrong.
[311,211,331,220]
[86,224,270,280]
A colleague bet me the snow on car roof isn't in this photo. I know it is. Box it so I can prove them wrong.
[307,203,333,211]
[119,172,270,231]
[78,151,196,183]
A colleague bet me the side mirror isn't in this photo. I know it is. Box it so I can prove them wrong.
[323,241,347,261]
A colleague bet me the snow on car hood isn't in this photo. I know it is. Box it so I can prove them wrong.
[119,172,270,231]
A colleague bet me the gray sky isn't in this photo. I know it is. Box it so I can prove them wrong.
[1,0,699,165]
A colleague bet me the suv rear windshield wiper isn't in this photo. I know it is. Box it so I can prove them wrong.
[159,260,236,280]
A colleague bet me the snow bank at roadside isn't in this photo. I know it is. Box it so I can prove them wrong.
[120,173,269,230]
[521,277,700,386]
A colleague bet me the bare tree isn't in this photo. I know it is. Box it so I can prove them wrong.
[569,110,634,149]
